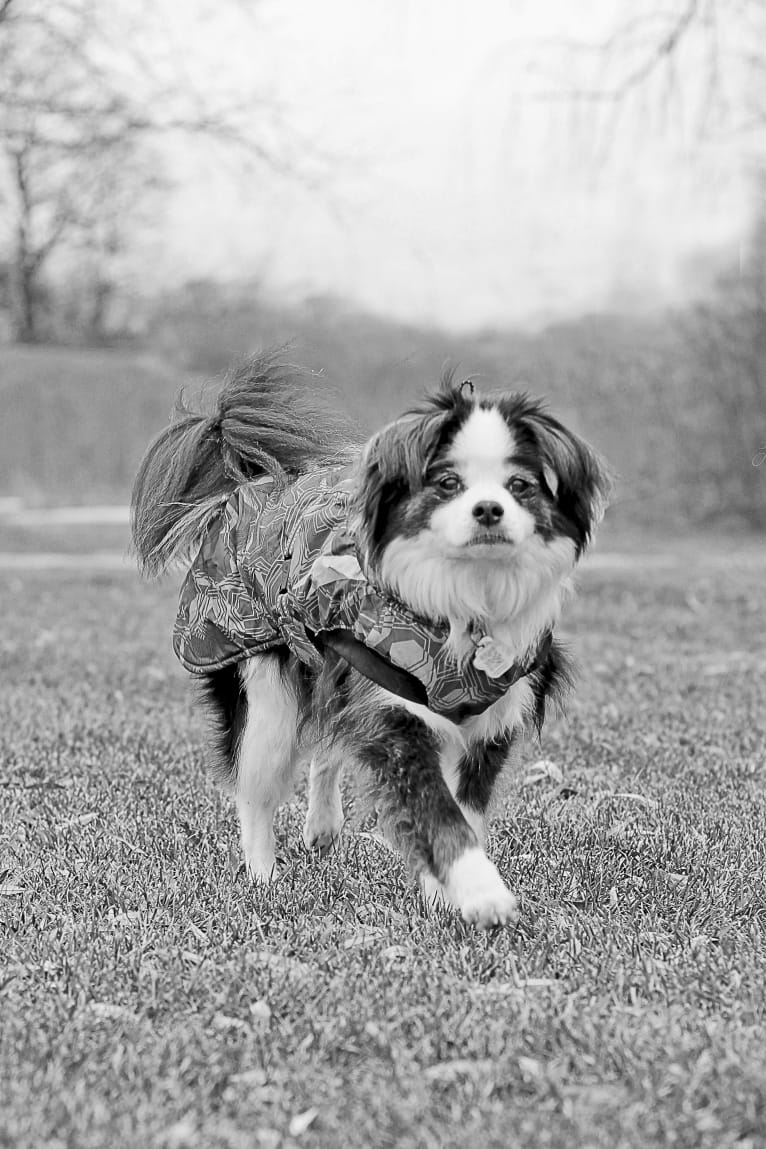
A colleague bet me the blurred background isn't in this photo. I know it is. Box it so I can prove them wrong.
[1,0,765,535]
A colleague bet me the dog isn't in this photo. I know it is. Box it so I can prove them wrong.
[131,355,610,929]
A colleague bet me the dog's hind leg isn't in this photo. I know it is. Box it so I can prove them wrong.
[236,655,300,881]
[303,750,344,852]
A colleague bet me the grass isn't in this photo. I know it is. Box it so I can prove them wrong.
[0,344,186,504]
[1,536,765,1148]
[0,519,130,555]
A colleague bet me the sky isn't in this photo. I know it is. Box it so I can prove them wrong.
[140,0,760,331]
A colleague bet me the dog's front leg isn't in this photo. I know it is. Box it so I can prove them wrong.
[354,707,518,929]
[303,751,344,852]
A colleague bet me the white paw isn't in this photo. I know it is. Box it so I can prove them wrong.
[473,635,516,679]
[302,809,343,853]
[445,847,519,930]
[244,855,280,883]
[461,885,519,930]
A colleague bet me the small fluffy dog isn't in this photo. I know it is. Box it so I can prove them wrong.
[132,356,610,929]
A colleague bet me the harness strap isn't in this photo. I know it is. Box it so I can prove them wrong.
[316,629,429,707]
[314,628,553,723]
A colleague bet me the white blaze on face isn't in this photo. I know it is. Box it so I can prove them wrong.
[431,406,536,552]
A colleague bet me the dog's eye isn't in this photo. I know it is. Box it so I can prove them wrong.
[507,476,535,497]
[436,473,462,494]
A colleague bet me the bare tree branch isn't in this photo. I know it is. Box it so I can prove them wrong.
[528,0,766,144]
[597,1,701,102]
[0,0,332,342]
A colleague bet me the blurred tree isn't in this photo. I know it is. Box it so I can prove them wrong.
[0,2,152,340]
[0,0,298,343]
[683,191,766,525]
[539,1,766,144]
[590,2,766,524]
[534,1,766,526]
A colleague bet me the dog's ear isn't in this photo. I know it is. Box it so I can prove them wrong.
[526,411,612,554]
[354,427,403,566]
[354,408,454,565]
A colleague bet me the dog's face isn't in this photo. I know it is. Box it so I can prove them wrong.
[355,382,611,583]
[415,404,554,558]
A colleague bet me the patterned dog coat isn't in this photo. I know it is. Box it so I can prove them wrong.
[174,467,550,724]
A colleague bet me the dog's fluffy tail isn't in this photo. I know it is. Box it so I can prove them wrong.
[131,353,350,576]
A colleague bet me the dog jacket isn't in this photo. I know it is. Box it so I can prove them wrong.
[174,468,550,724]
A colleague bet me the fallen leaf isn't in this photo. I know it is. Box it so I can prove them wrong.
[424,1058,493,1084]
[186,922,208,944]
[55,812,98,832]
[111,910,141,925]
[523,758,564,787]
[158,1117,195,1149]
[212,1012,248,1031]
[288,1108,319,1137]
[228,1068,268,1087]
[343,928,387,949]
[381,945,410,962]
[87,1002,134,1020]
[249,999,271,1025]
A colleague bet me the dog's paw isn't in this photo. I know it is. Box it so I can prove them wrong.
[445,848,519,930]
[302,809,343,854]
[461,885,519,930]
[244,855,280,883]
[472,635,516,679]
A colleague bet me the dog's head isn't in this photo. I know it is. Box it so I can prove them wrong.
[354,378,611,604]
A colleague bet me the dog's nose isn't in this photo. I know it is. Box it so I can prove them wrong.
[472,500,504,527]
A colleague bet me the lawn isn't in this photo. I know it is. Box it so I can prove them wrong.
[1,531,765,1148]
[0,345,185,504]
